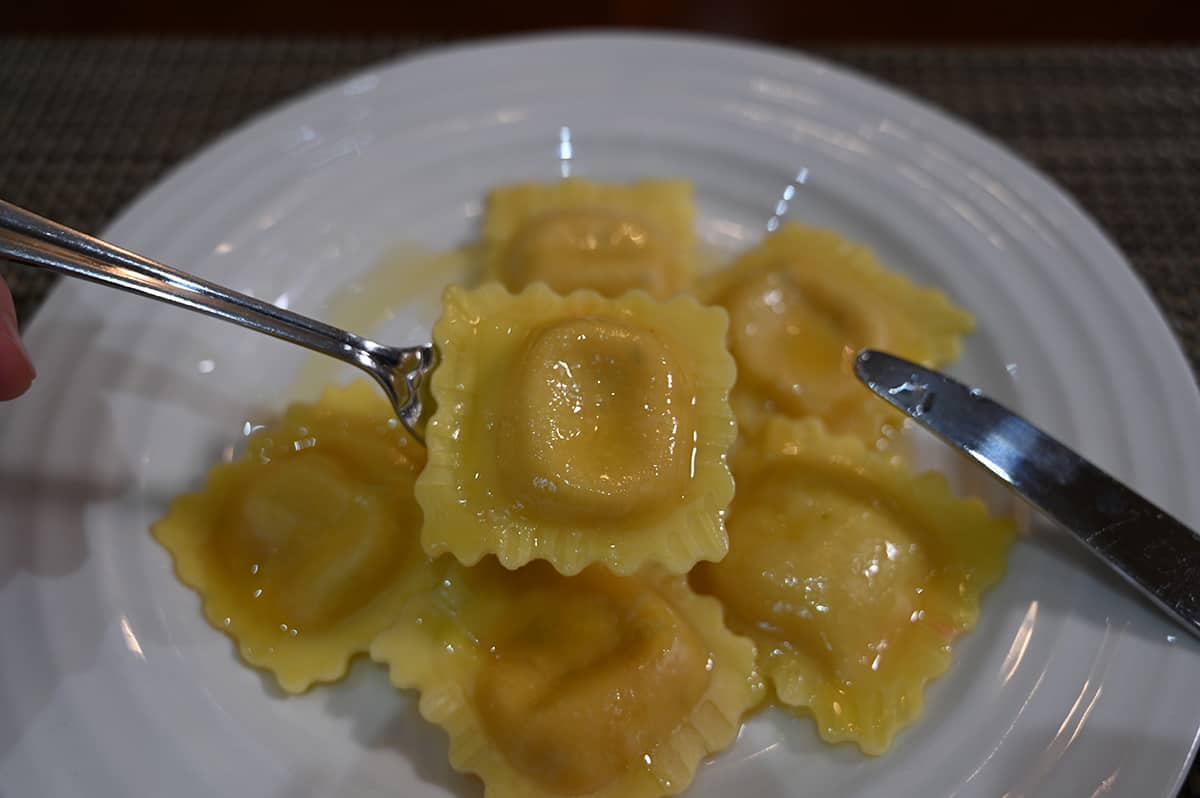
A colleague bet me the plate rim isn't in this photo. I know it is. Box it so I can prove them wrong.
[94,30,1200,428]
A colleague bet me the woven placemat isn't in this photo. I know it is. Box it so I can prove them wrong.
[1,40,1198,374]
[1,37,1199,793]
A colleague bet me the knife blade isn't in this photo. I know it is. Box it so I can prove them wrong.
[854,348,1200,640]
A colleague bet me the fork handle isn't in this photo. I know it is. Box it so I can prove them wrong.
[0,199,384,373]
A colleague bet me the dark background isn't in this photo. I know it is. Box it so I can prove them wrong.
[6,0,1200,42]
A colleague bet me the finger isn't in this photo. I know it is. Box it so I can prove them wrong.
[0,279,36,400]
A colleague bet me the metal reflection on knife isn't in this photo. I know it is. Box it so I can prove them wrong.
[854,348,1200,641]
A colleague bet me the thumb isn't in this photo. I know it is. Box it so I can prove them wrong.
[0,279,35,401]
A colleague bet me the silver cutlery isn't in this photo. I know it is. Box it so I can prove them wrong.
[856,348,1200,640]
[0,200,438,441]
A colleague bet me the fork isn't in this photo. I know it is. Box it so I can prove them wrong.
[0,199,438,441]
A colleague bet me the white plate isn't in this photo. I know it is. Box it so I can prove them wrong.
[2,33,1199,798]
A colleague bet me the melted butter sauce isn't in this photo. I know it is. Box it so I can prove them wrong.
[417,282,736,577]
[288,243,477,400]
[504,209,670,297]
[470,563,711,794]
[152,381,431,692]
[500,316,697,521]
[726,266,884,419]
[691,418,1014,755]
[371,555,761,798]
[155,187,1005,775]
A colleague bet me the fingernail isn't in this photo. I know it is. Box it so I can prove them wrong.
[0,310,35,379]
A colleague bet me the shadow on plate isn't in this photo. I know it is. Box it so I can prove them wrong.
[0,322,270,587]
[267,656,481,798]
[1023,519,1195,647]
[0,322,273,759]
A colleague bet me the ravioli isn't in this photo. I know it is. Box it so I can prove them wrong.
[152,381,437,693]
[151,174,1017,773]
[417,283,737,575]
[372,557,763,798]
[700,223,973,447]
[482,178,697,298]
[691,417,1014,754]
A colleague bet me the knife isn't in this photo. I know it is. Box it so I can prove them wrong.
[854,349,1200,640]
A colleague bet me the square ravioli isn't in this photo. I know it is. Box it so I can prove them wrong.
[700,223,973,448]
[416,283,737,575]
[691,417,1015,754]
[482,178,697,298]
[371,558,764,798]
[151,381,438,693]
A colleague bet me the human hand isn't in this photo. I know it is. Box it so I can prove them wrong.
[0,276,35,400]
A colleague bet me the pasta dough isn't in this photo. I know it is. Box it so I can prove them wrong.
[152,381,437,693]
[483,178,697,298]
[692,417,1014,754]
[417,283,737,575]
[372,558,763,797]
[701,223,973,447]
